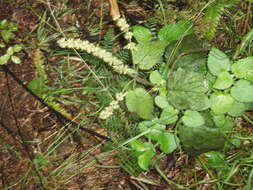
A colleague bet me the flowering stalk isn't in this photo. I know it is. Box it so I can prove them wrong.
[99,92,126,119]
[57,38,136,75]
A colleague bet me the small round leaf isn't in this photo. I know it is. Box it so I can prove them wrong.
[231,80,253,102]
[182,110,205,127]
[213,72,233,89]
[210,92,234,114]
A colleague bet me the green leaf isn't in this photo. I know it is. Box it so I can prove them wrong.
[138,150,155,171]
[0,42,5,48]
[130,140,153,152]
[0,54,10,65]
[158,133,179,154]
[210,92,234,114]
[167,68,209,111]
[227,101,247,117]
[212,114,234,133]
[159,105,178,125]
[12,44,22,53]
[213,72,233,89]
[138,122,166,141]
[178,123,225,155]
[204,151,228,171]
[231,80,253,102]
[126,88,154,119]
[11,56,21,64]
[207,48,231,76]
[133,25,152,43]
[232,56,253,82]
[1,30,15,42]
[155,95,169,109]
[158,20,193,43]
[182,110,205,127]
[149,70,165,85]
[132,40,167,70]
[28,77,48,96]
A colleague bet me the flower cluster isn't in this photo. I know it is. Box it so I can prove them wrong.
[99,92,126,119]
[57,38,136,75]
[112,15,136,50]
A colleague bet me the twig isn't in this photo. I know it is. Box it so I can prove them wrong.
[0,65,111,141]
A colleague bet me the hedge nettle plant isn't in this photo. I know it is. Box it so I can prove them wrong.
[58,15,253,171]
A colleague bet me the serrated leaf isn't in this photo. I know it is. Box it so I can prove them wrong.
[232,56,253,82]
[207,48,231,76]
[231,80,253,102]
[213,71,233,89]
[182,110,205,127]
[167,68,209,111]
[178,123,225,155]
[138,150,155,170]
[149,70,165,85]
[155,95,169,109]
[132,40,167,70]
[133,25,152,43]
[158,20,193,42]
[158,133,179,154]
[159,105,178,125]
[11,56,21,64]
[210,92,234,114]
[126,88,154,119]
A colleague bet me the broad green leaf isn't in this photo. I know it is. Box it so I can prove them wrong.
[212,114,234,133]
[167,68,209,111]
[178,123,225,155]
[130,140,153,152]
[0,54,10,65]
[133,25,152,43]
[149,70,165,85]
[227,101,247,117]
[126,88,154,119]
[155,95,169,109]
[158,20,193,42]
[207,48,231,76]
[138,150,155,170]
[158,133,179,153]
[11,56,21,64]
[165,35,203,65]
[232,57,253,82]
[210,92,234,114]
[213,72,233,89]
[182,110,205,127]
[159,105,178,125]
[132,40,167,70]
[231,80,253,102]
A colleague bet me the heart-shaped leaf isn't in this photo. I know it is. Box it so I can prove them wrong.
[167,68,209,111]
